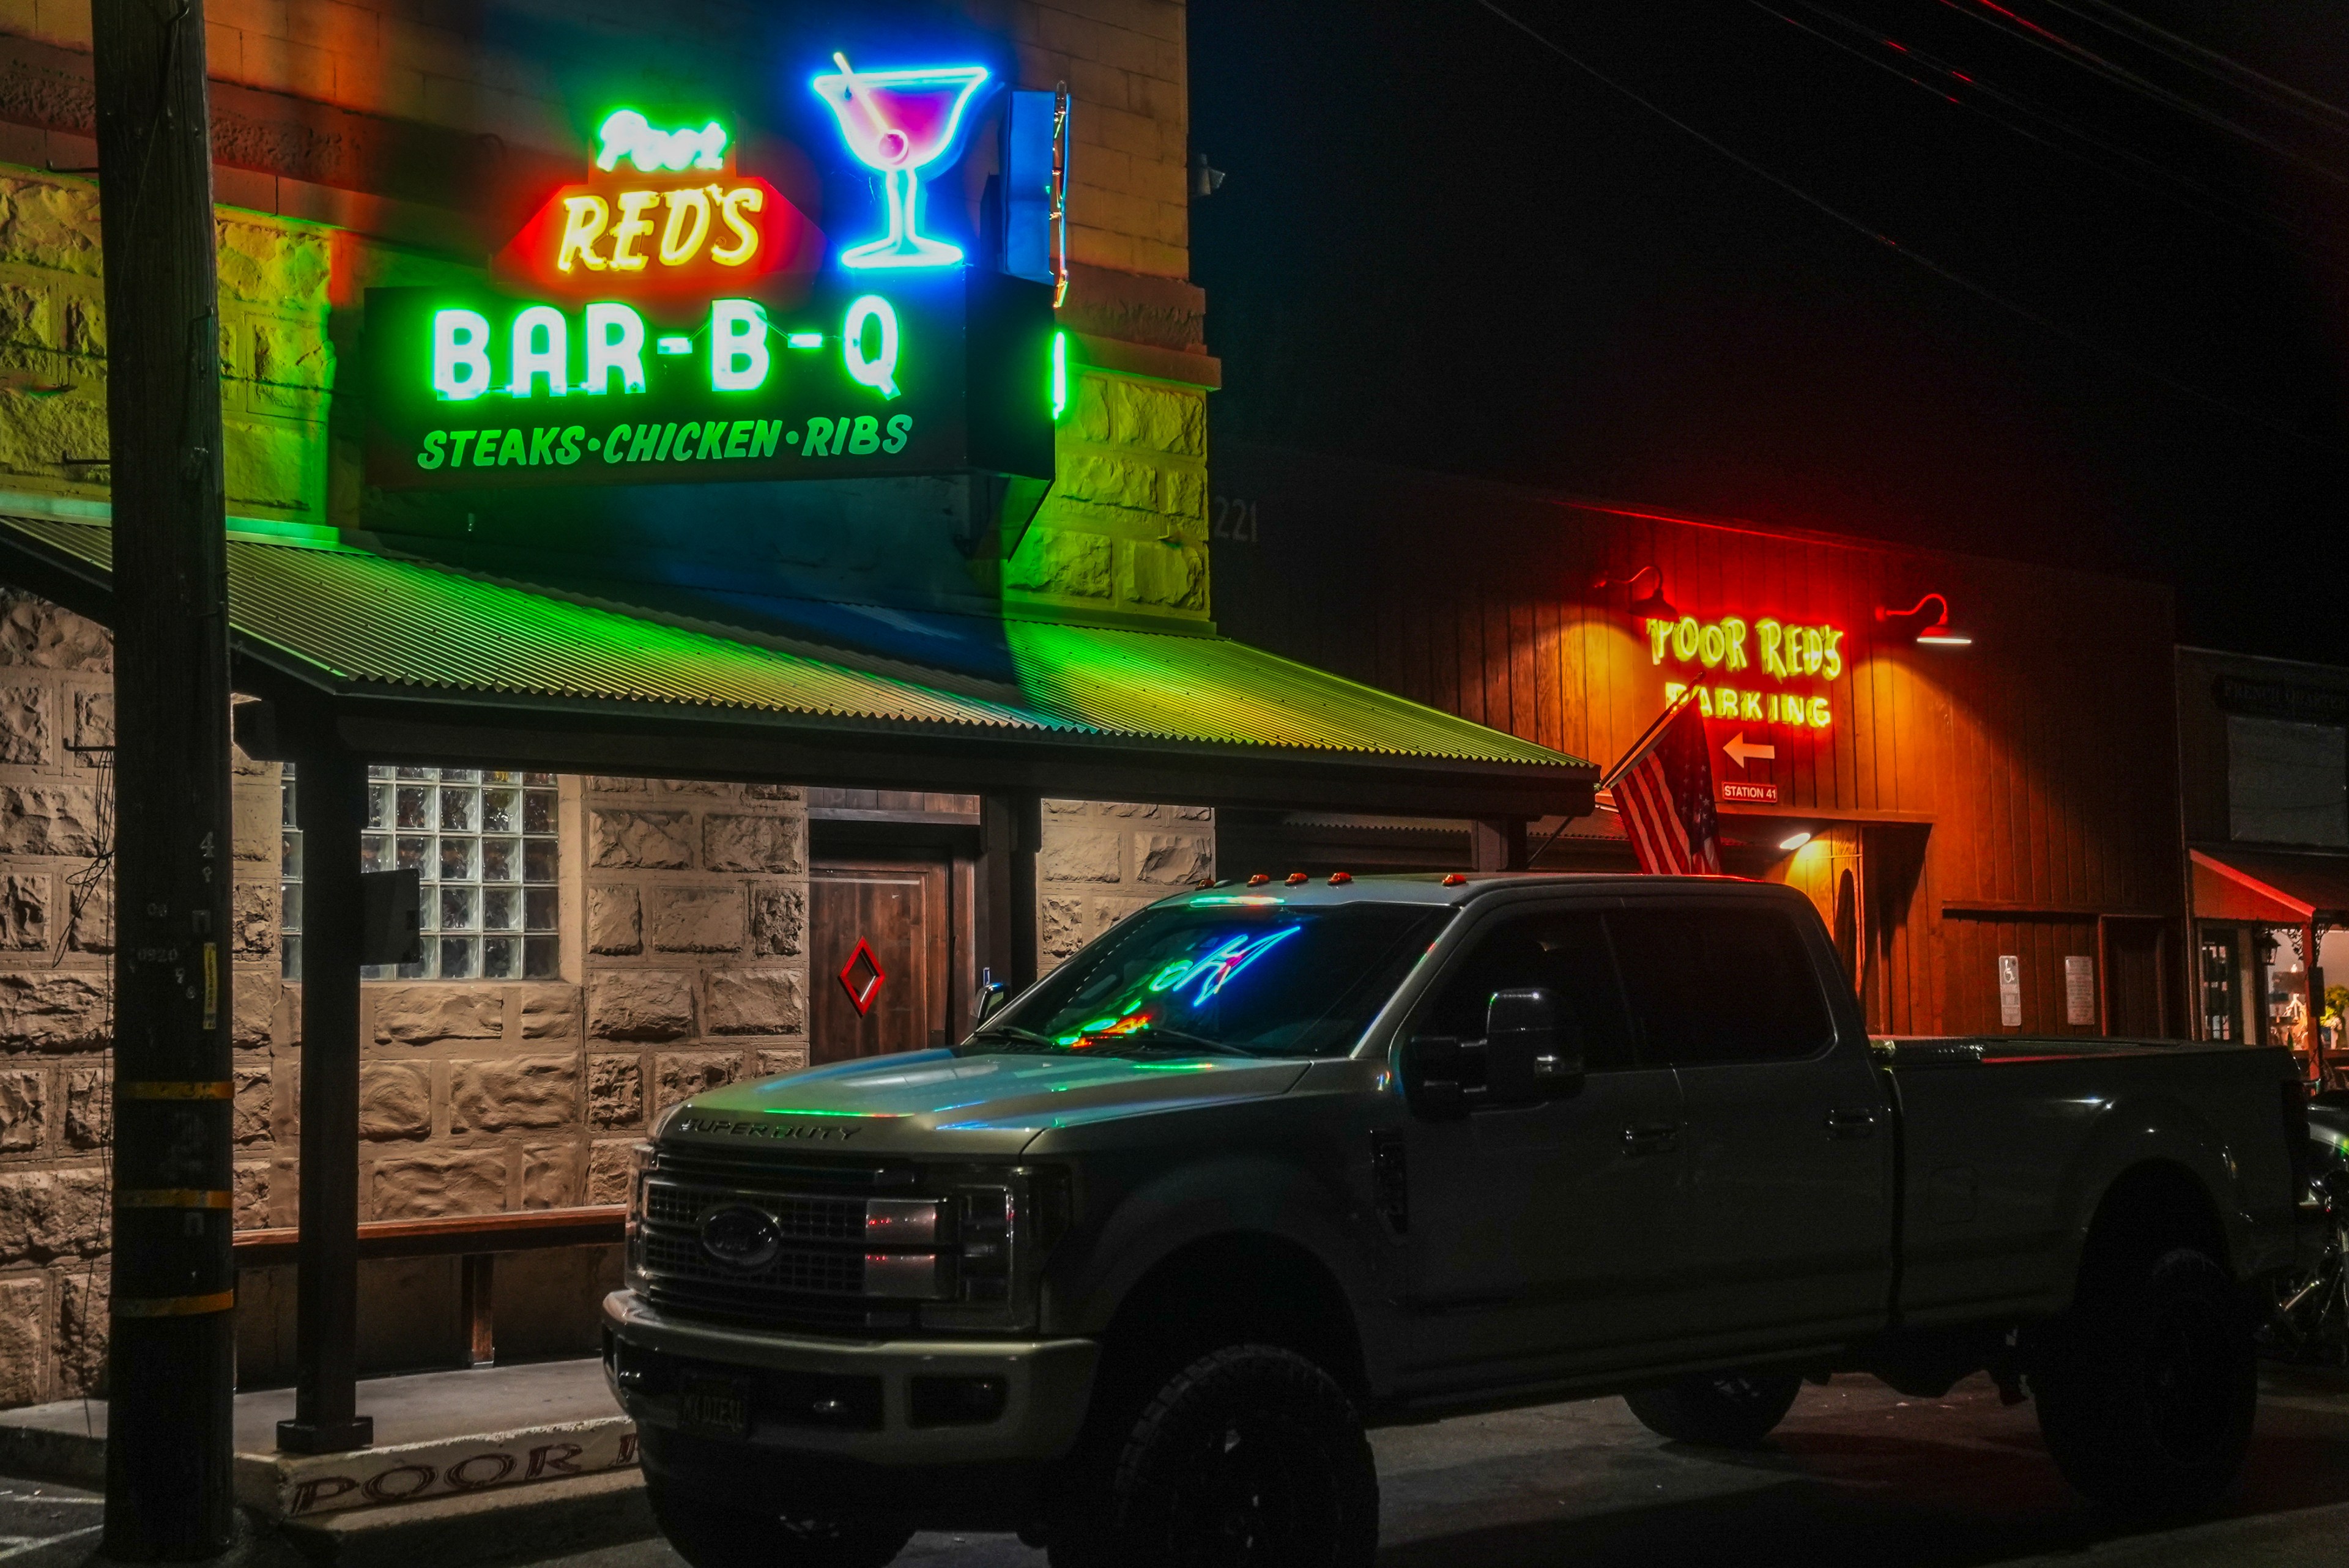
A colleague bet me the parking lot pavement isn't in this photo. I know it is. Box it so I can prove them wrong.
[9,1370,2345,1568]
[562,1368,2349,1568]
[0,1477,103,1566]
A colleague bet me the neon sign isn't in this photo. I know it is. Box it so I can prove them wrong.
[812,57,993,270]
[1647,614,1843,729]
[365,91,1057,494]
[493,111,818,301]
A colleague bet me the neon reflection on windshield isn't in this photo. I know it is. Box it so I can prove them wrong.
[1054,923,1302,1049]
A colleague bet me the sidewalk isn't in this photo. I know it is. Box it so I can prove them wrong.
[0,1359,652,1566]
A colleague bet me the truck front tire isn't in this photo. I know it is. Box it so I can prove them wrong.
[644,1474,915,1568]
[1622,1372,1803,1446]
[1053,1343,1378,1568]
[2033,1246,2255,1515]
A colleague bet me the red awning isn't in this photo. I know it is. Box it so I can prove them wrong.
[2191,848,2349,925]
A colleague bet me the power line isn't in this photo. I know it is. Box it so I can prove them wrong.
[1762,0,2308,245]
[2041,0,2349,137]
[1466,0,2348,459]
[1931,0,2349,188]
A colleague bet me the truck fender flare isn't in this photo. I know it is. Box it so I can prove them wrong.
[2054,1089,2238,1287]
[1055,1152,1376,1345]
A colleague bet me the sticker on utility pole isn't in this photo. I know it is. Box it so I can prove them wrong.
[2065,955,2097,1027]
[1998,955,2022,1029]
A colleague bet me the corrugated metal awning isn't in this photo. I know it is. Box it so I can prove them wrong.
[0,513,1594,813]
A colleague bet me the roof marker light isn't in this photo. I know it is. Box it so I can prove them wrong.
[1329,871,1353,885]
[1442,873,1468,886]
[1285,871,1308,886]
[1247,873,1271,887]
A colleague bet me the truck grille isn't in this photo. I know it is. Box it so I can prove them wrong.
[636,1167,951,1331]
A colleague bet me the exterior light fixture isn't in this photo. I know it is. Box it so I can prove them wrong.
[1779,831,1813,851]
[1876,593,1972,648]
[1594,564,1673,619]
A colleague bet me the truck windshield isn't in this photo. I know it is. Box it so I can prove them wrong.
[968,901,1450,1060]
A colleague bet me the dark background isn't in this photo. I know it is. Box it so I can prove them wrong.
[1187,0,2349,659]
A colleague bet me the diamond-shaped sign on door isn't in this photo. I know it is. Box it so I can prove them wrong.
[837,937,886,1016]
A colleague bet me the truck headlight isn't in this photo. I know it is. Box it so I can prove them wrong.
[624,1141,658,1292]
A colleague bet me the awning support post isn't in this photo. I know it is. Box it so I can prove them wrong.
[980,792,1041,992]
[1471,818,1527,873]
[276,746,373,1454]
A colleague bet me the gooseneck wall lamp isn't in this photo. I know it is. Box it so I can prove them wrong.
[1594,564,1674,620]
[1876,593,1973,647]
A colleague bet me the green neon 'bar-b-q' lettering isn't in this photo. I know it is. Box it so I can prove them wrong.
[710,299,770,392]
[432,308,492,401]
[508,306,568,398]
[582,302,648,394]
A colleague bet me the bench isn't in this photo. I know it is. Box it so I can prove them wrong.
[233,1206,627,1368]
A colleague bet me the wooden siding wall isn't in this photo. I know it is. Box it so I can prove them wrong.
[1212,449,2186,1035]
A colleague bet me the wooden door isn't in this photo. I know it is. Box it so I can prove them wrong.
[811,859,950,1063]
[2102,917,2173,1038]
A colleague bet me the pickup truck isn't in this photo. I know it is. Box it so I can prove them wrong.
[603,873,2309,1568]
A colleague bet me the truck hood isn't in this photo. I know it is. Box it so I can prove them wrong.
[661,1048,1313,1158]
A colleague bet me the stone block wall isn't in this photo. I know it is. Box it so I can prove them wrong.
[1039,798,1212,970]
[1006,368,1212,626]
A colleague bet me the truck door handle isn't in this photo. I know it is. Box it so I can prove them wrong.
[1622,1123,1680,1156]
[1827,1108,1880,1140]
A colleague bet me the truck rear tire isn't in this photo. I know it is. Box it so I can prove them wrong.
[644,1474,914,1568]
[1052,1343,1378,1568]
[2034,1247,2255,1515]
[1622,1372,1803,1446]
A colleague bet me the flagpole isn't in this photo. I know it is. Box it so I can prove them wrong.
[1600,687,1702,794]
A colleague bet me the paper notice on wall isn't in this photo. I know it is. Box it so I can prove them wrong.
[2065,955,2098,1027]
[1998,955,2022,1029]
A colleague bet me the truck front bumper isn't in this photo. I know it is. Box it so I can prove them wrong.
[601,1290,1100,1468]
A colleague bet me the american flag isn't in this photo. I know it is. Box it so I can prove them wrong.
[1605,693,1721,875]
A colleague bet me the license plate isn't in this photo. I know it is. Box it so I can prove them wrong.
[676,1375,751,1439]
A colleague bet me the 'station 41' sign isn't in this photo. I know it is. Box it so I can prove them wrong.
[363,86,1056,494]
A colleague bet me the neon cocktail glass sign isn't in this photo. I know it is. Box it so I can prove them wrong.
[811,56,992,270]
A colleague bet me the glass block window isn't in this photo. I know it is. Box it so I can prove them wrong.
[281,764,304,982]
[365,767,561,980]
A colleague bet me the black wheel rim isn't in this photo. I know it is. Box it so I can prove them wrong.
[1164,1412,1339,1568]
[2140,1294,2235,1462]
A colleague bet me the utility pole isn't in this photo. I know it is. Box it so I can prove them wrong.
[91,0,237,1558]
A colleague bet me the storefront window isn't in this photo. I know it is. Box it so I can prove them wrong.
[281,766,562,980]
[2197,929,2237,1041]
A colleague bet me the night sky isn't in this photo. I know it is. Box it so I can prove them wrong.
[1187,0,2349,661]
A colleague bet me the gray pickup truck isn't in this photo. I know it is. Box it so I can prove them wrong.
[604,873,2310,1568]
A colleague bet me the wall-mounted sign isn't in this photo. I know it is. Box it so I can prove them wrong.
[364,271,1052,490]
[812,57,994,270]
[1647,614,1844,729]
[366,84,1056,495]
[1719,780,1780,805]
[494,112,823,301]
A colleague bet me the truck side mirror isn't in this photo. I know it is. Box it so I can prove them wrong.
[973,969,1008,1026]
[1483,988,1584,1104]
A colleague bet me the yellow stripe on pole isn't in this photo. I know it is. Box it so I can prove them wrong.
[119,1081,233,1100]
[113,1290,236,1318]
[117,1189,232,1210]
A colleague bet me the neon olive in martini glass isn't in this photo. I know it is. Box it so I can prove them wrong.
[812,61,993,269]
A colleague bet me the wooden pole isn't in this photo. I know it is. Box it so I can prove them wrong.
[276,746,373,1452]
[978,792,1040,990]
[90,0,237,1556]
